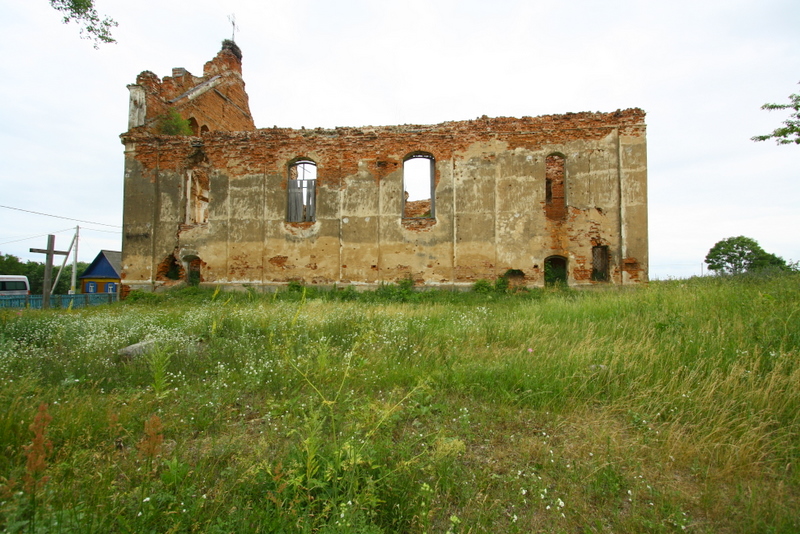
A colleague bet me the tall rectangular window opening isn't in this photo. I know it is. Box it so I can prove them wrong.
[185,169,209,225]
[288,159,317,222]
[403,152,434,218]
[592,245,609,281]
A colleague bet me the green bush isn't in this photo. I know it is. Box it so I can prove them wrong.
[493,276,509,293]
[157,109,193,136]
[472,279,492,293]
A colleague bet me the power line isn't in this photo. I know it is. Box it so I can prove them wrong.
[0,204,121,228]
[1,225,121,247]
[0,228,76,246]
[82,228,121,234]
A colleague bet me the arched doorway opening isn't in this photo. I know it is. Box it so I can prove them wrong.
[544,256,568,286]
[184,255,202,286]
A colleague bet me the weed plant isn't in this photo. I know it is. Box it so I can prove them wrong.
[0,274,799,532]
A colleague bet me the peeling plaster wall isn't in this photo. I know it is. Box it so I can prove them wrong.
[121,48,647,292]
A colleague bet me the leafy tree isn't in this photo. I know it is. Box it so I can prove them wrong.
[1,253,87,294]
[751,82,800,145]
[749,251,787,271]
[705,236,786,275]
[49,0,117,48]
[34,261,89,294]
[0,253,27,275]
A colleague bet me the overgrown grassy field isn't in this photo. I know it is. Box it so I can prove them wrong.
[1,274,799,533]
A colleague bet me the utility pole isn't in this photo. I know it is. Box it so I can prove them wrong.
[30,234,69,309]
[53,230,78,296]
[70,226,79,294]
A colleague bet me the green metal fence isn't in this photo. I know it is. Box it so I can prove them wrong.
[0,293,118,309]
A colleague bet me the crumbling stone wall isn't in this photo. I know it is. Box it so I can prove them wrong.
[121,44,647,291]
[127,40,255,135]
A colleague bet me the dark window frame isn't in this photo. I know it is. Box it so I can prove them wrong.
[287,158,317,223]
[591,245,610,282]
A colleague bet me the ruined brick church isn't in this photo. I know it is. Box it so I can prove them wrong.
[121,41,647,292]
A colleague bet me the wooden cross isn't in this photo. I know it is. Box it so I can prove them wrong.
[30,234,69,308]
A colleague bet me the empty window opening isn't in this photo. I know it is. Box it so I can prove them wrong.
[545,154,566,220]
[544,256,568,286]
[403,153,434,218]
[592,245,609,282]
[186,169,209,225]
[288,159,317,222]
[188,117,199,136]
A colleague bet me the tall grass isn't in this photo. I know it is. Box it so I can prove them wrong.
[0,274,798,532]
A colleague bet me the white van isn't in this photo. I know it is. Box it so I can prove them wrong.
[0,275,30,295]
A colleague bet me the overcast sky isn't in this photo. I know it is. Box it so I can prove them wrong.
[0,0,798,279]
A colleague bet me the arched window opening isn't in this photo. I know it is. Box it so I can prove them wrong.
[403,153,434,218]
[544,256,568,286]
[287,159,317,222]
[188,117,199,136]
[591,245,610,282]
[545,154,566,220]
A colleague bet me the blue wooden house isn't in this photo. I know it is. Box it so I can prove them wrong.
[80,250,122,294]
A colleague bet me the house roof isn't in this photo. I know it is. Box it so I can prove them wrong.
[80,250,122,280]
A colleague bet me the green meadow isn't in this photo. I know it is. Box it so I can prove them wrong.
[1,273,799,533]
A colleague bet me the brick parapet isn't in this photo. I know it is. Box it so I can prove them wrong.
[121,109,645,187]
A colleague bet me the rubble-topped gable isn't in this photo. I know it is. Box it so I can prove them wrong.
[126,40,255,134]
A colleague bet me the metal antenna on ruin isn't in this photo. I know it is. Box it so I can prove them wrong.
[228,14,239,42]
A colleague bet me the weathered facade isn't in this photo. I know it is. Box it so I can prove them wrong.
[121,42,648,292]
